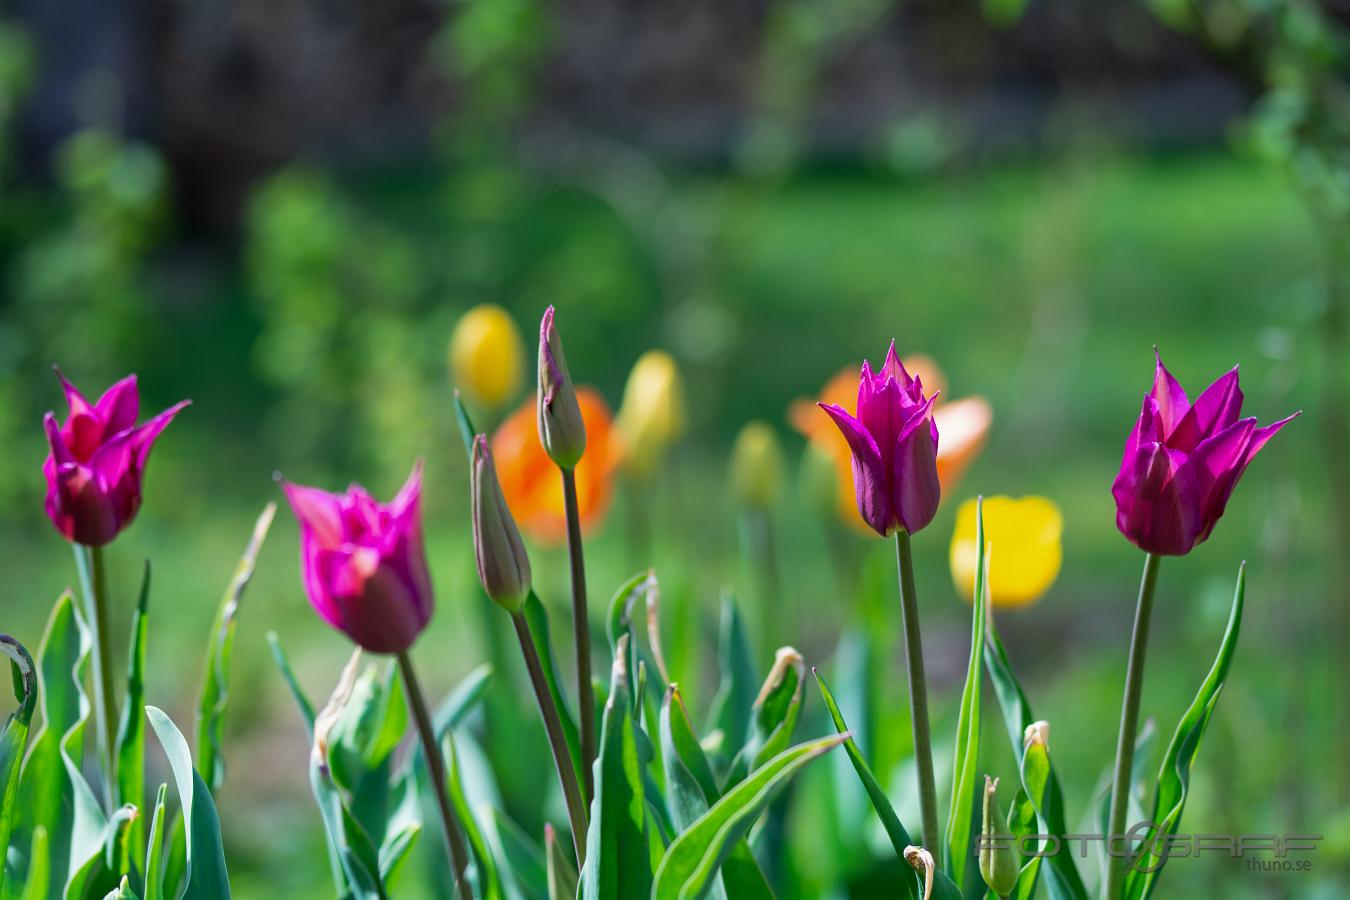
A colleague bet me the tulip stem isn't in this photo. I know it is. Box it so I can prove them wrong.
[512,611,589,869]
[561,468,596,805]
[894,530,941,865]
[396,651,474,900]
[1104,552,1161,900]
[75,543,118,811]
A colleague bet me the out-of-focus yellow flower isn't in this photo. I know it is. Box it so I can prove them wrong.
[949,496,1062,607]
[617,350,685,478]
[730,421,785,509]
[449,304,525,410]
[789,356,992,533]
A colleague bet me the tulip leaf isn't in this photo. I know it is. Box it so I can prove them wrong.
[101,875,139,900]
[651,733,847,900]
[545,824,578,900]
[452,391,478,456]
[660,688,772,900]
[725,648,805,790]
[146,706,231,899]
[66,803,136,900]
[18,826,49,900]
[114,564,151,870]
[813,669,920,900]
[483,808,548,900]
[0,634,37,895]
[704,592,755,770]
[580,636,653,900]
[197,503,276,793]
[523,590,584,792]
[1122,563,1245,900]
[12,592,89,898]
[142,784,168,900]
[444,731,500,900]
[945,499,987,889]
[265,632,316,733]
[984,610,1089,900]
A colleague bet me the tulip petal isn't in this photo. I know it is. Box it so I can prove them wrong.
[94,375,140,435]
[283,482,345,548]
[1150,350,1190,434]
[893,408,940,534]
[880,340,913,389]
[55,367,95,421]
[130,401,190,469]
[1167,367,1242,451]
[819,402,894,535]
[43,412,73,466]
[1182,417,1257,543]
[1242,411,1299,467]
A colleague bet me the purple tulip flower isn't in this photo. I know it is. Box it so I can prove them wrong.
[1112,351,1298,556]
[283,463,433,653]
[819,341,941,536]
[43,371,189,547]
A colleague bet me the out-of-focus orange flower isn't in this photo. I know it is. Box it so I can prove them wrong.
[789,355,991,533]
[492,387,623,544]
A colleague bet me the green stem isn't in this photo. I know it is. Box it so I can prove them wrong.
[512,611,589,869]
[561,468,596,805]
[894,530,940,865]
[396,651,474,900]
[1104,552,1161,900]
[76,543,118,810]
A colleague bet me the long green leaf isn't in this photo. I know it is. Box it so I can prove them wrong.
[445,732,500,900]
[984,609,1089,900]
[580,635,652,900]
[115,564,151,870]
[522,591,584,791]
[18,827,49,900]
[0,634,37,895]
[265,633,316,733]
[145,707,230,899]
[545,824,578,900]
[197,503,276,792]
[813,669,919,900]
[704,592,754,769]
[13,593,87,900]
[651,733,847,900]
[1122,563,1245,900]
[945,498,987,888]
[66,804,136,899]
[142,785,168,900]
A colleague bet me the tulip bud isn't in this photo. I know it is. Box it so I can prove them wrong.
[470,435,532,612]
[536,306,587,469]
[730,421,784,510]
[449,304,525,411]
[980,775,1020,897]
[617,350,685,478]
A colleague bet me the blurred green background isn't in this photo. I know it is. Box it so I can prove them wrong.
[0,0,1347,896]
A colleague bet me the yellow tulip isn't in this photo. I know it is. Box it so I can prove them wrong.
[449,304,525,410]
[730,421,785,509]
[616,350,685,478]
[950,496,1062,608]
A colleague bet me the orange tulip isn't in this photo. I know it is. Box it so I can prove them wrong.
[789,356,991,533]
[492,387,623,544]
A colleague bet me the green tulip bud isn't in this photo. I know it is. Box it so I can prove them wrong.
[471,435,532,612]
[536,306,587,469]
[980,775,1020,898]
[730,420,785,510]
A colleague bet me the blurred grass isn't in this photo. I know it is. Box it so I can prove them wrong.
[1,147,1342,896]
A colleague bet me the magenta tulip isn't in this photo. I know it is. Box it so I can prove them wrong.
[1112,351,1297,556]
[818,341,941,536]
[283,463,433,653]
[42,371,188,546]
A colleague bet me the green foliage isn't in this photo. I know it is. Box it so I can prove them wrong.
[1122,565,1247,900]
[113,565,150,869]
[945,499,987,889]
[145,707,231,899]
